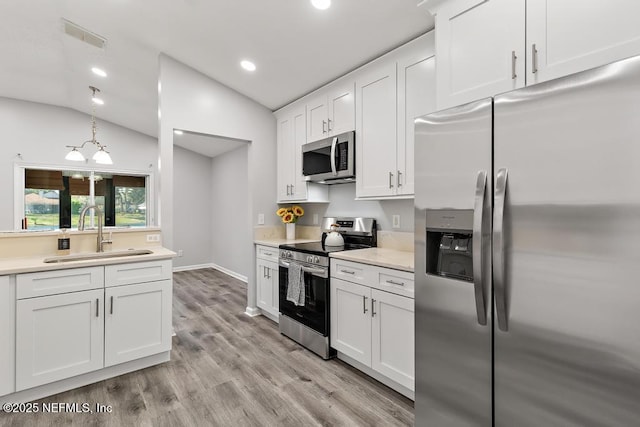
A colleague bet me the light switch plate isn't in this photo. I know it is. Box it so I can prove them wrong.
[258,213,265,225]
[146,234,160,242]
[392,215,400,229]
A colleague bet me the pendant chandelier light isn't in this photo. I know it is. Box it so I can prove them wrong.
[65,86,113,165]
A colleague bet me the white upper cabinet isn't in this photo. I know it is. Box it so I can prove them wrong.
[430,0,640,109]
[307,81,355,143]
[276,104,328,203]
[397,38,436,196]
[356,32,436,199]
[434,0,526,110]
[356,63,398,198]
[526,0,640,85]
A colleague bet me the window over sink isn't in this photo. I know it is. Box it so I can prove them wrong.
[16,166,152,231]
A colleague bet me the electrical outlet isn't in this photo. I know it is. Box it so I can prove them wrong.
[146,234,160,242]
[258,213,265,225]
[178,249,184,257]
[392,215,400,229]
[313,214,319,225]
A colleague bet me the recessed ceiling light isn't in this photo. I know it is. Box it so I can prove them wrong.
[241,60,256,72]
[174,130,183,135]
[91,67,107,77]
[92,97,104,105]
[311,0,331,10]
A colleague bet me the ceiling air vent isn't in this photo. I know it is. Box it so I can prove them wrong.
[62,19,106,49]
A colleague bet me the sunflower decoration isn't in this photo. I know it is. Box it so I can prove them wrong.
[276,205,305,224]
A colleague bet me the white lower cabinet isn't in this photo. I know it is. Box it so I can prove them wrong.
[16,289,105,391]
[0,276,15,397]
[13,259,173,393]
[255,245,279,320]
[330,260,415,393]
[105,280,172,367]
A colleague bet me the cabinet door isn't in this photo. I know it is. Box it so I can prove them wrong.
[355,63,398,198]
[307,94,328,143]
[327,82,355,136]
[435,0,526,110]
[277,113,294,202]
[527,0,640,85]
[104,280,172,367]
[330,278,371,366]
[371,289,414,391]
[256,259,275,315]
[397,48,436,196]
[291,106,308,200]
[0,276,15,397]
[16,289,104,391]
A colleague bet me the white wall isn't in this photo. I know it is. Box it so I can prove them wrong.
[158,55,277,313]
[211,145,250,277]
[0,96,157,230]
[293,184,415,232]
[173,145,214,268]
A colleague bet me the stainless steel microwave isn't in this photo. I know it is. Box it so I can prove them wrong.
[302,131,355,184]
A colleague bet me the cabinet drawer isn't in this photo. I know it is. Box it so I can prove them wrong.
[256,245,279,262]
[330,259,370,285]
[105,260,172,287]
[17,267,104,299]
[376,268,414,299]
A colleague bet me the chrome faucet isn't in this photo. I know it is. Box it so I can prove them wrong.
[78,205,112,252]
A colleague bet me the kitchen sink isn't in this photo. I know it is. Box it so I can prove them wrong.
[43,249,154,263]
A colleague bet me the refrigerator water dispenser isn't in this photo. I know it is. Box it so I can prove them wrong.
[425,209,474,281]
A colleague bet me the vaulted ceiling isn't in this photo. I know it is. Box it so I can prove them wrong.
[0,1,433,138]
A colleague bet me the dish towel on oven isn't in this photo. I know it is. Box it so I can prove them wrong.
[286,261,305,306]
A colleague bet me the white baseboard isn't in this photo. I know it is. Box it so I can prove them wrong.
[172,263,215,272]
[245,306,261,317]
[173,262,248,283]
[210,263,248,282]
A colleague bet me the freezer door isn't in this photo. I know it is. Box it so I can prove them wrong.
[493,55,640,426]
[415,98,492,426]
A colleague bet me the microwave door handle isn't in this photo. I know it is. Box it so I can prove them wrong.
[330,137,338,176]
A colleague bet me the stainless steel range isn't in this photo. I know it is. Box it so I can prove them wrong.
[278,217,377,359]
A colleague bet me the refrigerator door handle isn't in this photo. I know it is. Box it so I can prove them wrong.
[493,168,509,331]
[472,170,488,326]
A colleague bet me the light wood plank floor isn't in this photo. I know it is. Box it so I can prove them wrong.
[0,268,414,426]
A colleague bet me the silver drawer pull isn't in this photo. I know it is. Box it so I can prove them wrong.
[386,279,405,286]
[263,252,273,256]
[341,269,356,275]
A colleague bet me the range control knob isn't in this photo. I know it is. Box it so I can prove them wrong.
[314,256,320,263]
[306,255,312,263]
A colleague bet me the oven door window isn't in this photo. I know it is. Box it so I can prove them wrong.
[279,266,329,335]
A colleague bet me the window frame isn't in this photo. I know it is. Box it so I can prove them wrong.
[14,162,154,231]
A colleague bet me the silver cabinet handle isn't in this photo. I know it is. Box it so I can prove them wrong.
[532,43,538,74]
[340,269,355,275]
[328,118,333,132]
[263,266,267,278]
[472,170,488,326]
[386,279,405,286]
[330,137,338,176]
[290,184,294,195]
[322,120,327,134]
[397,170,402,187]
[371,298,376,317]
[389,172,394,188]
[286,184,290,196]
[267,268,271,280]
[110,296,114,315]
[96,298,99,317]
[493,168,509,331]
[263,252,273,257]
[511,51,517,79]
[363,295,368,314]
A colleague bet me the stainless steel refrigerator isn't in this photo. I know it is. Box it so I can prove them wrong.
[415,54,640,426]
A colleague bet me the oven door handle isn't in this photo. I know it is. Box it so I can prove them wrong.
[279,260,328,279]
[330,136,338,176]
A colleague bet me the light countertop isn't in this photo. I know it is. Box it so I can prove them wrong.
[0,246,176,275]
[330,247,414,272]
[254,238,320,248]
